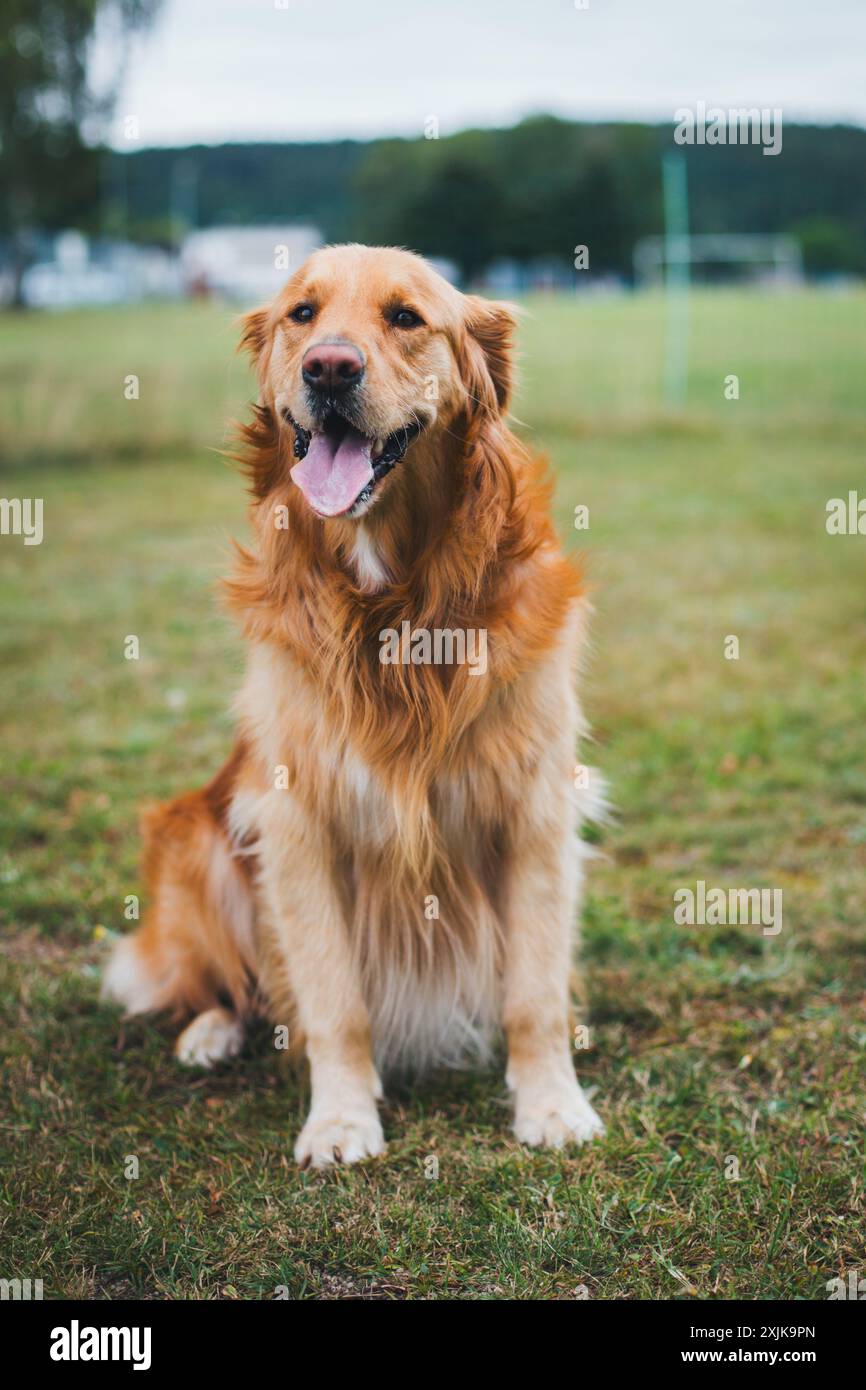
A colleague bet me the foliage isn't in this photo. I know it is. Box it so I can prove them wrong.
[112,118,866,280]
[0,0,161,296]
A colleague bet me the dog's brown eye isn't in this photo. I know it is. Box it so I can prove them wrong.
[289,304,315,324]
[390,307,423,329]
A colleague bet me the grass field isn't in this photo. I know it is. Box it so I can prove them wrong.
[1,289,865,1300]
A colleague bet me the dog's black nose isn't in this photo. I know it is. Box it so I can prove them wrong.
[302,343,364,393]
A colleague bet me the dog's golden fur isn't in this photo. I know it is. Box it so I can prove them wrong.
[103,245,604,1166]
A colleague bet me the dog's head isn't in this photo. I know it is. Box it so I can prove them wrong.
[241,244,516,519]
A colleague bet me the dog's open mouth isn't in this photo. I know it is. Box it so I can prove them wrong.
[287,409,422,518]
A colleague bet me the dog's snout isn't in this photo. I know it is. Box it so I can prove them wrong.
[302,342,365,394]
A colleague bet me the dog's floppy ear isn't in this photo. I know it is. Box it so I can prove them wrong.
[462,295,518,415]
[238,305,270,363]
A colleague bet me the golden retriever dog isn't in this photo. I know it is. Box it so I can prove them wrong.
[103,244,605,1167]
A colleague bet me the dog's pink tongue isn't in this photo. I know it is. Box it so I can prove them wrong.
[290,427,373,517]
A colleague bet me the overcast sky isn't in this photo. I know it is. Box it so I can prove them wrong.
[95,0,866,148]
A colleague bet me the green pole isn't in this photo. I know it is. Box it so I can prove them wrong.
[170,158,198,248]
[662,151,690,410]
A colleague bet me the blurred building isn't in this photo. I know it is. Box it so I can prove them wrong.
[20,231,181,309]
[180,225,322,303]
[481,258,626,294]
[633,233,804,289]
[426,257,459,285]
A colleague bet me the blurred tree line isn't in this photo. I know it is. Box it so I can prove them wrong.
[95,117,866,280]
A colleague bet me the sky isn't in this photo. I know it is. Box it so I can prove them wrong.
[94,0,866,149]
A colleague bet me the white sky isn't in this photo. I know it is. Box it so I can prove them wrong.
[96,0,866,148]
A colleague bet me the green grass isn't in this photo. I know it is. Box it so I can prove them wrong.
[1,289,865,1300]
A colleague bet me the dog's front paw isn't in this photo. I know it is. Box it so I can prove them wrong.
[513,1079,605,1150]
[295,1107,386,1170]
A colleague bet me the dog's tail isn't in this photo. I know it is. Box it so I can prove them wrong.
[101,743,257,1021]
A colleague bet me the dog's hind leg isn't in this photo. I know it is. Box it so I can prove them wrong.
[175,1006,245,1067]
[102,746,257,1065]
